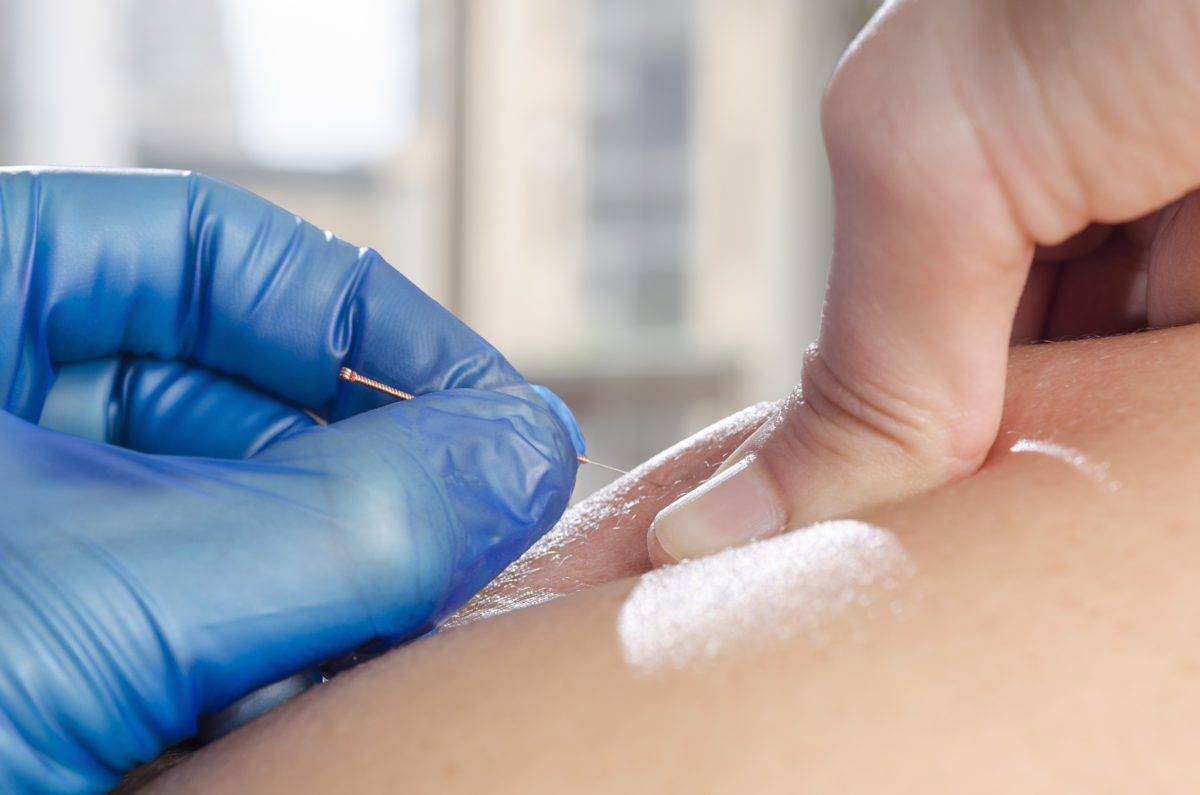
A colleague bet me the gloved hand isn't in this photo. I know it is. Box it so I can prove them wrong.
[0,168,582,793]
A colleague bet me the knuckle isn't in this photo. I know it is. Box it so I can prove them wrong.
[820,59,874,165]
[818,71,851,138]
[765,383,860,477]
[792,347,947,469]
[820,0,913,159]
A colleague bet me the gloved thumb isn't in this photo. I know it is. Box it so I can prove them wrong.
[161,387,578,716]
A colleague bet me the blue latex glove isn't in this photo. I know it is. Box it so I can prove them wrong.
[0,168,582,793]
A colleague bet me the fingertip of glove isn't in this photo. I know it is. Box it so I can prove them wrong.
[357,388,580,513]
[387,388,579,613]
[527,384,587,457]
[446,388,578,541]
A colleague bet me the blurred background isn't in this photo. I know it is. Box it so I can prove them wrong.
[0,0,879,499]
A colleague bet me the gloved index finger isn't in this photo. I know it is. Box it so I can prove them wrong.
[0,168,523,422]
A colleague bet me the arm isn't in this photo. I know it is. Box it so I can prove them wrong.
[152,324,1200,793]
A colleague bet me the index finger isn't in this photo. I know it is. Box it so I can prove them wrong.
[0,168,521,422]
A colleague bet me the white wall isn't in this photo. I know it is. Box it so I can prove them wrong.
[9,0,135,166]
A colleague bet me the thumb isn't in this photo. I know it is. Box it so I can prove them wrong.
[647,342,985,565]
[104,388,578,721]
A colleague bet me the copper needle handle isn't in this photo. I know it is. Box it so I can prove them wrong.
[338,366,651,481]
[339,367,414,401]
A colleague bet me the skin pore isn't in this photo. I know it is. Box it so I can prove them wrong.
[147,324,1200,792]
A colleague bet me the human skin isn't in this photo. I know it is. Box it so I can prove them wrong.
[150,324,1200,792]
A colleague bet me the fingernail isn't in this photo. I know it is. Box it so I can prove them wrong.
[648,454,787,563]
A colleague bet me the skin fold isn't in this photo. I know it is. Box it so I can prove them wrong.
[142,323,1200,793]
[442,401,776,628]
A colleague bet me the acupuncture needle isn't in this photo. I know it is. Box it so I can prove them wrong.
[339,367,656,483]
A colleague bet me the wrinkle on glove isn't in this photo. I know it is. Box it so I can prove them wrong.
[0,169,582,794]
